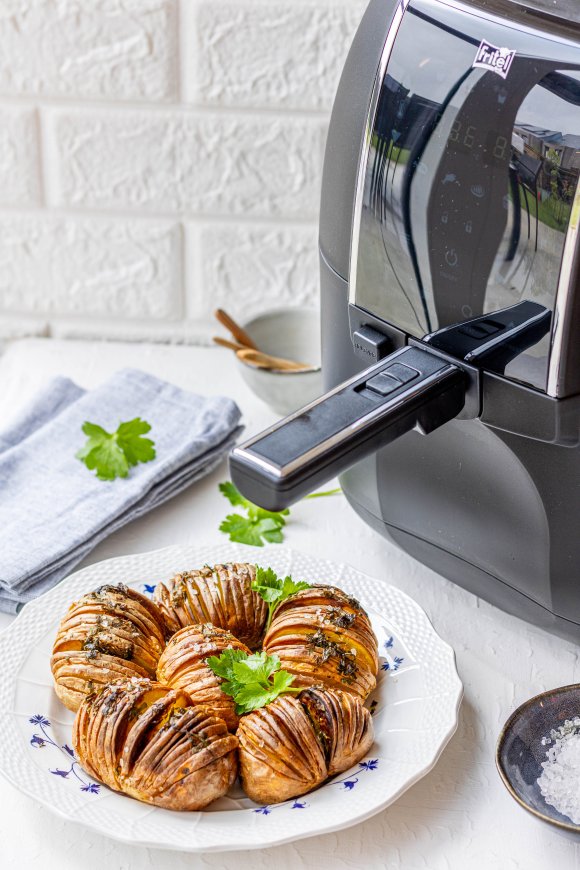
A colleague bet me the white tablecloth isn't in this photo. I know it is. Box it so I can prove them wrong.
[0,338,578,870]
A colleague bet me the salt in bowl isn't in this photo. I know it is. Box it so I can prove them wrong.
[496,683,580,837]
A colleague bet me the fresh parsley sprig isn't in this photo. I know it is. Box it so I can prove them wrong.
[206,649,300,714]
[252,566,310,631]
[218,481,289,546]
[76,417,156,481]
[218,481,341,547]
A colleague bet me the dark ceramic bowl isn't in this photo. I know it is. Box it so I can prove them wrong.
[496,684,580,835]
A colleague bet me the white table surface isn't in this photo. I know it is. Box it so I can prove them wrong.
[0,337,579,870]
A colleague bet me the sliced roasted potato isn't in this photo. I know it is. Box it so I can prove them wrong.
[263,585,378,700]
[237,694,327,804]
[299,687,374,776]
[238,687,374,805]
[73,678,238,810]
[51,583,168,712]
[156,624,250,731]
[154,563,267,648]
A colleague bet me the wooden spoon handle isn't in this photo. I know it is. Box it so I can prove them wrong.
[237,348,315,372]
[214,309,257,350]
[213,336,246,352]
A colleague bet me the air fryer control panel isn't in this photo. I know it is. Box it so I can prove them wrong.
[351,0,580,394]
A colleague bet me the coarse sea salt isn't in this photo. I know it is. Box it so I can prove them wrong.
[537,716,580,824]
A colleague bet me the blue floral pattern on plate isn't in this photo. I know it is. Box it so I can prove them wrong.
[252,759,380,815]
[380,633,405,673]
[29,616,399,806]
[32,709,381,813]
[29,618,403,807]
[3,545,462,853]
[28,715,100,794]
[29,585,406,808]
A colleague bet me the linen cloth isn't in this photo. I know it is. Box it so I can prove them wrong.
[0,368,242,612]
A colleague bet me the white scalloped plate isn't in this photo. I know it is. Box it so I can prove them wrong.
[0,543,462,852]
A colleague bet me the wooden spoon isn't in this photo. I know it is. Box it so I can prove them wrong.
[213,336,246,352]
[214,309,257,350]
[213,308,317,371]
[236,348,316,373]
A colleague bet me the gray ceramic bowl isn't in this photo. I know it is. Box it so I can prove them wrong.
[496,684,580,837]
[236,308,323,417]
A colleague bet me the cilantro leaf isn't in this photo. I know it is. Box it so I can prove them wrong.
[206,650,300,715]
[270,670,296,694]
[206,649,248,681]
[247,504,289,523]
[219,481,251,509]
[221,677,244,697]
[76,428,130,481]
[218,482,289,546]
[218,513,286,547]
[304,487,342,499]
[233,683,275,713]
[76,417,156,481]
[80,422,109,440]
[261,526,284,544]
[252,566,310,630]
[219,514,270,547]
[281,576,311,599]
[116,418,156,466]
[217,480,339,547]
[250,567,285,603]
[232,651,280,684]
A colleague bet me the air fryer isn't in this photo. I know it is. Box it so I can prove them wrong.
[231,0,580,643]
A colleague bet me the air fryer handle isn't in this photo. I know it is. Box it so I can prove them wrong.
[230,346,466,511]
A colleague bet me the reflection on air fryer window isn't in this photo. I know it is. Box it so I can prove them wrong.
[355,1,580,392]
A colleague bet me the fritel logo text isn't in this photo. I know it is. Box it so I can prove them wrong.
[472,40,516,80]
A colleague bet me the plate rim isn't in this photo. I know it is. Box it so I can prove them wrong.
[0,542,463,852]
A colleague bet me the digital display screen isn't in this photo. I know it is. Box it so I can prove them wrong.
[354,0,580,393]
[445,120,511,165]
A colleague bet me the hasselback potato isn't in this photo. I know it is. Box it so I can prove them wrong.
[156,624,250,731]
[262,586,378,700]
[299,686,373,776]
[51,583,167,712]
[73,678,238,810]
[154,563,268,648]
[237,687,374,804]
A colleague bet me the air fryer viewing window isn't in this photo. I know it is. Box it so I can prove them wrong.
[353,0,580,392]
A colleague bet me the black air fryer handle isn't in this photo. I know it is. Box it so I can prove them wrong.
[230,346,466,511]
[423,301,551,371]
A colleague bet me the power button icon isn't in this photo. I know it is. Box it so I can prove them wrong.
[445,248,458,268]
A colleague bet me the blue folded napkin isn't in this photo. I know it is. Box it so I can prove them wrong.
[0,368,242,613]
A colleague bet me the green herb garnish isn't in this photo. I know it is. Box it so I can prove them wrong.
[252,566,310,631]
[218,481,289,546]
[218,481,341,546]
[206,649,300,714]
[76,418,156,480]
[304,488,342,499]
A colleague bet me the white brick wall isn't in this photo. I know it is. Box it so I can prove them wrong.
[0,0,367,343]
[0,216,181,318]
[0,108,42,206]
[188,2,366,110]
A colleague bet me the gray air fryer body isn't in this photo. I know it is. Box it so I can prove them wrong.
[231,0,580,643]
